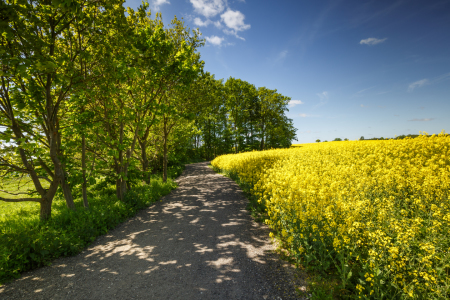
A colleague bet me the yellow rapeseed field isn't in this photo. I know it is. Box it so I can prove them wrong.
[212,132,450,299]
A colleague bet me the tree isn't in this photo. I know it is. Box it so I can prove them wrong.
[256,87,294,150]
[0,0,121,220]
[360,136,365,140]
[334,138,342,141]
[316,139,321,142]
[224,78,257,153]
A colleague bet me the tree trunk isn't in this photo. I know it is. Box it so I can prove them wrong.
[82,134,89,208]
[163,119,168,182]
[234,124,238,154]
[115,124,126,200]
[61,178,76,210]
[39,197,53,221]
[140,140,150,184]
[260,132,265,151]
[116,178,127,200]
[163,136,168,182]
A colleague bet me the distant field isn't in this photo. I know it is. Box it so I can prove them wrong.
[213,134,450,299]
[291,140,379,147]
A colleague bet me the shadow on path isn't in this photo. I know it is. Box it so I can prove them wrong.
[0,162,306,300]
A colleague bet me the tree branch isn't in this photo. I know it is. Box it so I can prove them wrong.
[0,196,41,203]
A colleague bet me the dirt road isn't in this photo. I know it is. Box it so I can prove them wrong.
[0,162,307,300]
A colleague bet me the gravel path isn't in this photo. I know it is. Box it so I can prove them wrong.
[0,162,307,300]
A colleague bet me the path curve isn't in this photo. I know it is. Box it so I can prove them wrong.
[0,162,306,300]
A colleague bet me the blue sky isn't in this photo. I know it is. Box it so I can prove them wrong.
[124,0,450,143]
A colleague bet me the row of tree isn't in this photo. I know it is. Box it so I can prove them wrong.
[192,78,297,160]
[0,0,296,220]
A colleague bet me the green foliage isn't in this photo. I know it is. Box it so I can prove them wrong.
[0,177,176,283]
[192,78,297,160]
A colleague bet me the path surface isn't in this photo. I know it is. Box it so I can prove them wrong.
[0,162,307,300]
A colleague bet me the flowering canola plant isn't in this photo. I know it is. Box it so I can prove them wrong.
[212,132,450,299]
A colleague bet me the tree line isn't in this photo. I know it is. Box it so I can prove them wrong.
[0,0,296,220]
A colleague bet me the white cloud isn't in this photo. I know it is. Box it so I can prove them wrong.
[221,9,250,31]
[220,9,250,39]
[206,35,225,46]
[408,79,428,92]
[193,17,211,27]
[299,113,308,117]
[153,0,170,10]
[190,0,225,18]
[193,18,222,28]
[360,37,387,45]
[288,100,303,108]
[408,118,435,122]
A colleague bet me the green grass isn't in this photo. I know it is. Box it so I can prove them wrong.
[0,166,184,284]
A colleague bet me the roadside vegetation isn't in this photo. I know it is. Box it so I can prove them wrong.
[212,132,450,299]
[0,173,177,283]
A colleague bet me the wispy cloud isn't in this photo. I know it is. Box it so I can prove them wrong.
[317,91,328,102]
[356,86,376,94]
[288,100,303,108]
[221,9,250,40]
[275,50,288,62]
[360,37,388,45]
[408,79,429,91]
[408,118,435,122]
[311,91,329,109]
[152,0,170,11]
[205,35,225,46]
[190,0,225,18]
[408,72,450,92]
[299,113,320,118]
